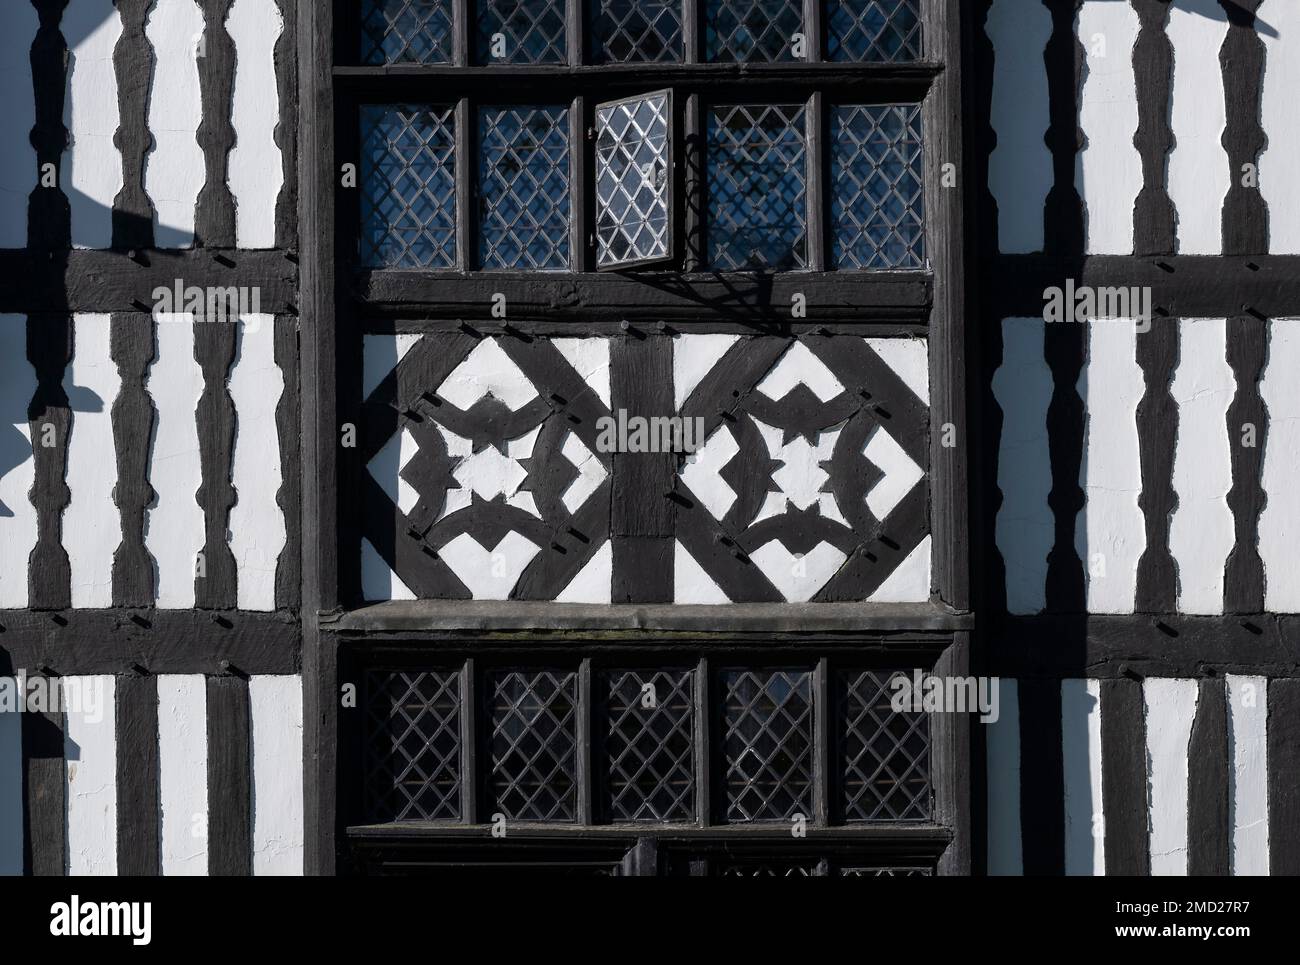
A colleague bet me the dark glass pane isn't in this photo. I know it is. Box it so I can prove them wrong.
[839,670,931,821]
[705,0,802,62]
[707,104,806,270]
[359,105,457,268]
[841,866,933,876]
[831,104,925,269]
[720,668,814,822]
[477,0,567,63]
[364,670,461,821]
[360,0,453,64]
[719,861,821,876]
[826,0,921,62]
[590,0,683,63]
[486,670,579,821]
[599,669,694,821]
[478,106,570,270]
[596,92,671,268]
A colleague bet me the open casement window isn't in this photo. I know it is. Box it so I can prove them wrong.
[313,0,971,877]
[595,89,673,269]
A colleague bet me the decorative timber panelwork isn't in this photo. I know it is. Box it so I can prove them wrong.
[358,333,932,606]
[979,0,1300,879]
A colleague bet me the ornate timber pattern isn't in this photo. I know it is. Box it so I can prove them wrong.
[981,0,1300,877]
[360,333,932,604]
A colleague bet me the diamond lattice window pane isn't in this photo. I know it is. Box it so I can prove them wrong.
[705,0,803,62]
[599,669,694,822]
[590,0,683,62]
[477,0,567,63]
[364,670,462,822]
[478,106,571,270]
[826,0,921,62]
[360,105,457,268]
[595,91,672,269]
[721,669,814,822]
[720,861,821,876]
[841,866,933,876]
[486,670,579,821]
[360,0,453,64]
[707,104,806,270]
[839,670,931,821]
[831,104,924,269]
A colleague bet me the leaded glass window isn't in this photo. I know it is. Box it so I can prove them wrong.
[486,669,580,821]
[360,0,453,64]
[705,0,803,62]
[590,0,684,62]
[826,0,922,62]
[707,104,807,271]
[720,668,815,822]
[477,0,568,64]
[595,90,672,269]
[478,105,571,270]
[831,104,925,269]
[364,670,461,821]
[599,669,695,821]
[359,105,457,268]
[838,670,931,821]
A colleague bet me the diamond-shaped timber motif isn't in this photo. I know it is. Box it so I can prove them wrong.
[360,334,613,602]
[671,335,930,603]
[360,333,928,603]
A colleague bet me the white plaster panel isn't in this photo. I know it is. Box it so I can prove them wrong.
[993,318,1053,614]
[227,0,284,248]
[144,316,205,609]
[1075,320,1145,613]
[1075,0,1141,254]
[1062,678,1105,876]
[1227,674,1269,875]
[1167,0,1231,254]
[1169,318,1233,615]
[63,0,123,249]
[228,315,285,610]
[250,675,304,876]
[64,675,117,876]
[987,0,1053,253]
[144,0,205,247]
[1259,319,1300,611]
[0,680,20,875]
[64,314,122,609]
[1260,0,1300,253]
[986,678,1023,875]
[0,4,38,248]
[0,316,38,608]
[1144,677,1199,876]
[157,674,208,876]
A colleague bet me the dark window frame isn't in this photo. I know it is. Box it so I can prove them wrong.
[302,0,973,875]
[338,636,964,872]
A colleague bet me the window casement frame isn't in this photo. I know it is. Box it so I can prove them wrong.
[301,0,973,875]
[334,0,951,315]
[337,633,968,874]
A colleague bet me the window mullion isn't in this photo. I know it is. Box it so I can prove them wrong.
[683,93,703,272]
[461,657,478,823]
[571,95,588,271]
[806,91,826,271]
[695,655,710,825]
[455,97,473,270]
[452,0,469,66]
[813,656,831,827]
[567,0,584,64]
[683,0,699,63]
[802,0,822,62]
[578,657,594,824]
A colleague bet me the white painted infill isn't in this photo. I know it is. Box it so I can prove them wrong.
[1075,0,1141,254]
